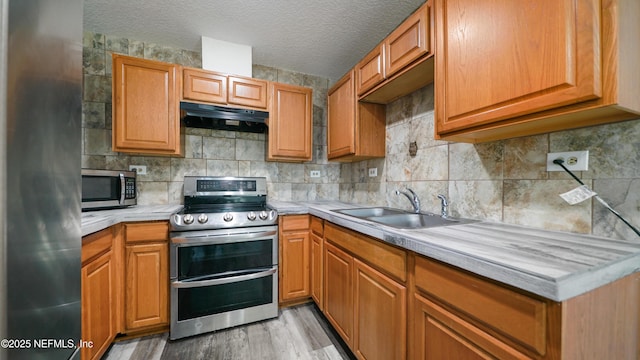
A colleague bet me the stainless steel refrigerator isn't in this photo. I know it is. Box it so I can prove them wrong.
[0,0,82,359]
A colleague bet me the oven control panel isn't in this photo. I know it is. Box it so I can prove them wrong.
[170,209,278,231]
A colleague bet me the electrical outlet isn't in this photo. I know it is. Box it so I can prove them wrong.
[368,168,378,177]
[310,170,321,178]
[129,165,147,175]
[546,151,589,172]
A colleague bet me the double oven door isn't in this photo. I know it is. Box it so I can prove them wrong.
[170,225,278,340]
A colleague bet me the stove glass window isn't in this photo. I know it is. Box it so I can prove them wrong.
[177,239,273,279]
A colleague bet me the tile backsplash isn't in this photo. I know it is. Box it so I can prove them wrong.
[83,31,640,242]
[82,31,339,204]
[339,85,640,242]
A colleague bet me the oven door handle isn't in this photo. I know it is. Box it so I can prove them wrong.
[171,267,277,288]
[171,229,277,245]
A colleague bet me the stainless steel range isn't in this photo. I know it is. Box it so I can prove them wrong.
[169,176,278,340]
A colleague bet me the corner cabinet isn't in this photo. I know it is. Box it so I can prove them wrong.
[112,54,182,155]
[123,221,169,333]
[435,0,640,143]
[327,70,386,162]
[267,83,313,162]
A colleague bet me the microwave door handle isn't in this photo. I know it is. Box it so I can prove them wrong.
[172,267,277,289]
[119,173,125,204]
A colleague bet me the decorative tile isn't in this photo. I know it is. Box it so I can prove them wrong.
[184,135,203,159]
[168,182,184,204]
[386,152,411,182]
[249,161,279,182]
[317,183,340,200]
[128,156,171,181]
[292,183,316,201]
[128,40,145,58]
[450,180,503,221]
[136,182,169,205]
[313,104,326,128]
[410,144,448,181]
[83,32,104,50]
[144,43,177,63]
[83,47,106,75]
[252,64,278,82]
[410,112,448,149]
[267,182,292,201]
[449,142,504,180]
[411,84,434,117]
[278,163,305,183]
[82,155,106,169]
[83,75,111,103]
[203,137,236,160]
[236,139,265,161]
[169,158,206,181]
[386,121,411,156]
[592,179,640,242]
[277,69,304,86]
[206,160,239,176]
[83,102,106,129]
[503,134,549,180]
[503,180,591,233]
[84,129,115,156]
[176,50,202,68]
[385,94,413,125]
[105,36,129,55]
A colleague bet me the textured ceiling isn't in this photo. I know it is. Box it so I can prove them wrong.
[83,0,425,81]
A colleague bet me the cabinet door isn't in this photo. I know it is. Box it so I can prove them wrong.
[112,54,181,155]
[183,68,227,104]
[413,294,530,360]
[327,70,356,159]
[310,231,323,309]
[125,242,168,330]
[385,2,430,78]
[435,0,601,135]
[81,251,115,360]
[228,75,268,109]
[268,82,313,161]
[324,241,354,347]
[356,44,385,96]
[280,230,311,302]
[354,259,407,360]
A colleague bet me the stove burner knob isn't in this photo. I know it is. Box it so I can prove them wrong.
[247,211,257,221]
[183,214,194,224]
[259,211,268,220]
[223,213,234,222]
[270,210,277,219]
[198,214,208,224]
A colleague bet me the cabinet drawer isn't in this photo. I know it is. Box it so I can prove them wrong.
[414,256,547,355]
[124,221,169,244]
[325,223,406,282]
[82,227,113,265]
[310,216,323,237]
[281,215,310,232]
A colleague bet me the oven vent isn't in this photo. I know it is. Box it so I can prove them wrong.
[180,101,268,133]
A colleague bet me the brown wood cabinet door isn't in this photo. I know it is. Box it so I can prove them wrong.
[413,294,530,360]
[183,68,227,104]
[81,251,115,360]
[125,242,168,331]
[324,241,354,347]
[435,0,601,136]
[327,70,356,159]
[354,259,407,360]
[268,82,313,161]
[310,231,323,309]
[112,54,181,155]
[228,75,268,109]
[385,2,430,78]
[357,44,385,96]
[280,229,311,302]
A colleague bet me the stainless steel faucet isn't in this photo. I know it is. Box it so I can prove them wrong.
[395,188,421,213]
[437,194,448,218]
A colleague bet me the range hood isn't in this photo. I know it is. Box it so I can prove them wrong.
[180,102,269,133]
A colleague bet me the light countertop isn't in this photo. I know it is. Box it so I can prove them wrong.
[81,201,640,302]
[269,200,640,302]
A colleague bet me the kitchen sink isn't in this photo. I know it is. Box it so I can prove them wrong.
[334,207,475,229]
[367,213,471,229]
[334,207,409,218]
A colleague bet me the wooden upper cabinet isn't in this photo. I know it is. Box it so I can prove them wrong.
[183,68,227,104]
[228,75,268,109]
[112,54,182,155]
[356,44,385,96]
[358,1,434,103]
[267,82,313,162]
[435,0,640,142]
[328,70,386,162]
[384,1,430,78]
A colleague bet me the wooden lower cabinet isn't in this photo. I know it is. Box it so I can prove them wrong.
[310,217,324,309]
[413,293,529,360]
[81,228,116,360]
[324,241,354,346]
[354,259,407,360]
[123,221,169,333]
[279,215,311,304]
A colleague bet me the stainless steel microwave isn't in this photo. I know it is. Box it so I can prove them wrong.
[82,169,137,211]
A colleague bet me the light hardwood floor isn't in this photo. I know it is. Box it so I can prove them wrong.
[104,303,354,360]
